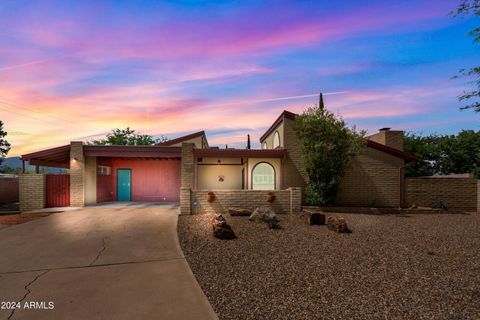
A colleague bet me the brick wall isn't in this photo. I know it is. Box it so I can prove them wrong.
[19,174,46,212]
[406,177,478,212]
[282,118,307,190]
[70,141,85,207]
[180,143,195,214]
[336,147,404,207]
[0,176,19,203]
[189,188,300,215]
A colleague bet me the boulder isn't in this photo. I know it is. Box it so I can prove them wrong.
[211,213,236,240]
[326,216,351,233]
[213,224,237,240]
[309,213,326,225]
[228,207,252,216]
[249,207,276,223]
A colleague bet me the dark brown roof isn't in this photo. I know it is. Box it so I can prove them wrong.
[157,131,207,146]
[366,140,418,162]
[193,148,287,158]
[21,145,71,168]
[260,110,297,142]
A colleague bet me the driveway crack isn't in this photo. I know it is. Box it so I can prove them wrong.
[90,237,108,266]
[7,270,50,320]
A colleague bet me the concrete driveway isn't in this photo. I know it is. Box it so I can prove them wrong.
[0,207,217,320]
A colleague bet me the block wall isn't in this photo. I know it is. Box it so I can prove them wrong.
[189,188,301,215]
[406,177,478,212]
[70,141,85,207]
[19,174,46,212]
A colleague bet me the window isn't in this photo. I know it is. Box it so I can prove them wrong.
[263,142,268,149]
[273,131,280,148]
[252,162,275,190]
[97,165,111,176]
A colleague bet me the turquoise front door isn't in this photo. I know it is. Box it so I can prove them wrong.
[117,169,131,201]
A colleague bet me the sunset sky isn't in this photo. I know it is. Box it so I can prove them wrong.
[1,0,478,156]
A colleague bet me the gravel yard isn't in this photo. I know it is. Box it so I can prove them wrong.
[178,212,480,320]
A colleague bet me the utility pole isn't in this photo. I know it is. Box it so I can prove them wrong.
[247,134,251,149]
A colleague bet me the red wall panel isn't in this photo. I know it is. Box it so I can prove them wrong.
[96,158,181,202]
[46,174,70,207]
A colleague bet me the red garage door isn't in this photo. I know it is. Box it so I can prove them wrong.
[46,174,70,207]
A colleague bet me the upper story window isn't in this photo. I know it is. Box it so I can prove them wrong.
[252,162,275,190]
[262,141,268,149]
[273,131,280,148]
[97,165,111,176]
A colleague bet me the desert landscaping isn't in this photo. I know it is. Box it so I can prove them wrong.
[179,211,480,320]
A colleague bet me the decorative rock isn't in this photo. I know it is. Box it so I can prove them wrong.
[213,224,237,240]
[211,213,236,240]
[326,216,351,233]
[228,207,252,216]
[309,213,326,225]
[249,207,276,223]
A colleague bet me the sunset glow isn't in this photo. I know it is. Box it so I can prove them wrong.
[1,0,478,155]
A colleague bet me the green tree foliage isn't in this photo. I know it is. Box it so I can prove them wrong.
[91,128,167,146]
[451,0,480,111]
[0,121,11,165]
[295,106,365,205]
[404,130,480,178]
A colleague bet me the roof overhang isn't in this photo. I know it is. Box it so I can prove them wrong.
[157,130,208,147]
[21,145,71,168]
[366,140,418,162]
[193,148,287,158]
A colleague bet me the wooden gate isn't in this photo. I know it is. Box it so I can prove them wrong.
[46,174,70,207]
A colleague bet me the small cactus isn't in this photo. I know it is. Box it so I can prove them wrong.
[267,217,281,229]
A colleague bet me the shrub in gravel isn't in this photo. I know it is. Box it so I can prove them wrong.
[267,216,281,229]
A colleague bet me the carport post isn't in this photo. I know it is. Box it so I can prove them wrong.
[70,141,86,207]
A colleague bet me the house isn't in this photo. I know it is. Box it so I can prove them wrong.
[19,110,418,213]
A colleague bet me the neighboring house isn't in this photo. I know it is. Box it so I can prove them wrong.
[19,110,417,213]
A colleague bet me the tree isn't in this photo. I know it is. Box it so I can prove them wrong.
[451,0,480,112]
[294,106,365,205]
[404,130,480,178]
[91,128,167,146]
[0,121,11,165]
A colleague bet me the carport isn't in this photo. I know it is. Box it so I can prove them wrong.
[20,142,182,211]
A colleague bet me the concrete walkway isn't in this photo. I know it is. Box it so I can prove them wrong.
[0,207,218,320]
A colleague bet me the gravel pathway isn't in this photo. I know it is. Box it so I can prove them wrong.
[178,212,480,320]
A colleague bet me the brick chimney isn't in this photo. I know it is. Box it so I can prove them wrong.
[368,128,404,151]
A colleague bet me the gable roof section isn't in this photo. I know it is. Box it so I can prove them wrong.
[259,110,417,162]
[366,140,418,162]
[260,110,297,142]
[157,130,207,147]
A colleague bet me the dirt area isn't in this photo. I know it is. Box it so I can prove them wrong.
[0,212,52,227]
[178,212,480,320]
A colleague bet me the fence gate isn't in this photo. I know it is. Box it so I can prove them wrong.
[46,174,70,207]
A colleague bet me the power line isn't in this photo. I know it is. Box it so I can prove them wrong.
[0,98,71,122]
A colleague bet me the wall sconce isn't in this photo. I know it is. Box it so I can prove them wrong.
[218,175,225,182]
[72,157,79,162]
[217,159,221,164]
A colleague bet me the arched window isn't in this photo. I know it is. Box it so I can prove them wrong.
[262,141,268,149]
[273,131,280,148]
[252,162,275,190]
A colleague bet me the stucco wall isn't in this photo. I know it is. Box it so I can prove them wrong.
[170,136,206,149]
[406,177,478,212]
[85,156,97,205]
[197,165,244,190]
[262,121,284,149]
